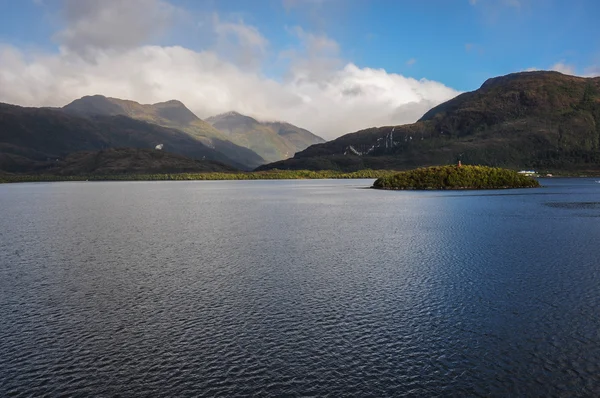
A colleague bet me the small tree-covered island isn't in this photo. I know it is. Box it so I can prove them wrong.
[373,165,541,190]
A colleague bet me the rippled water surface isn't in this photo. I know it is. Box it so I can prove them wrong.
[1,178,600,396]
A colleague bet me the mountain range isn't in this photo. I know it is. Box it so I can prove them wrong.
[2,71,600,176]
[259,71,600,172]
[0,96,322,173]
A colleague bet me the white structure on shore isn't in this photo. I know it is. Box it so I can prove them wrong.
[518,170,536,176]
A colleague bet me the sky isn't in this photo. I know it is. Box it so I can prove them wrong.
[0,0,598,139]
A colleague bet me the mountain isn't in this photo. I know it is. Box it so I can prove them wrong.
[42,148,236,175]
[258,71,600,172]
[63,96,265,169]
[206,111,325,163]
[0,103,247,172]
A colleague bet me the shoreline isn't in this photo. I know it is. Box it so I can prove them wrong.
[2,170,599,185]
[0,170,396,184]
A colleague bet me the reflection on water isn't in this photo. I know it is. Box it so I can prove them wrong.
[1,178,600,396]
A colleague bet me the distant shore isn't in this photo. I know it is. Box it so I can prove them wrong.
[0,170,396,184]
[2,168,599,184]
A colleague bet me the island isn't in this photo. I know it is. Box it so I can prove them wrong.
[372,165,541,190]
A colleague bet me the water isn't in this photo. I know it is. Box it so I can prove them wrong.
[1,178,599,396]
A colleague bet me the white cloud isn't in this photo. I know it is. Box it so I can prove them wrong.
[0,44,459,139]
[550,61,576,75]
[0,1,460,141]
[406,58,417,66]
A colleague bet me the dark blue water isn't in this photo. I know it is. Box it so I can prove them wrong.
[1,178,600,396]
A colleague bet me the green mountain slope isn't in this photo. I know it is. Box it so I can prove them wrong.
[206,111,325,163]
[0,103,246,172]
[44,148,237,175]
[63,96,265,169]
[259,71,600,172]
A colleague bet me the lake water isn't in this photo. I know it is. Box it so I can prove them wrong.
[1,178,600,396]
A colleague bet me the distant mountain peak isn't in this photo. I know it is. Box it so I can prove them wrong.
[205,110,325,163]
[84,94,108,99]
[154,99,186,107]
[206,111,259,126]
[210,110,250,119]
[63,95,200,125]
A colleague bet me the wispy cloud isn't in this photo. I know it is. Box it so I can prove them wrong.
[283,0,328,11]
[583,65,600,77]
[280,26,343,82]
[469,0,521,8]
[54,0,179,57]
[523,62,600,77]
[550,61,576,75]
[465,43,484,55]
[212,14,269,68]
[406,58,416,66]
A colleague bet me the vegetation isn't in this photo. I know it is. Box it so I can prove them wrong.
[0,169,396,184]
[373,165,541,190]
[42,148,237,175]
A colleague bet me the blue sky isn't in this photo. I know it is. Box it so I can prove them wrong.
[0,0,598,138]
[2,0,598,90]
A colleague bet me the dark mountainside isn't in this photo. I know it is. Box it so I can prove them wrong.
[206,111,325,163]
[45,148,237,175]
[0,103,247,173]
[63,96,265,169]
[259,71,600,172]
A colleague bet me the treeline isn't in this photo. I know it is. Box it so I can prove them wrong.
[0,169,396,184]
[373,165,541,190]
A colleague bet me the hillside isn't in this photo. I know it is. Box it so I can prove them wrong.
[63,96,265,169]
[0,103,246,172]
[43,148,237,175]
[206,111,325,163]
[258,71,600,172]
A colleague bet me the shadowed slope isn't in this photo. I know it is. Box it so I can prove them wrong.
[0,103,245,172]
[259,71,600,172]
